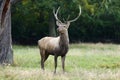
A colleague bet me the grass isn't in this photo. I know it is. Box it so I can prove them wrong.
[0,43,120,80]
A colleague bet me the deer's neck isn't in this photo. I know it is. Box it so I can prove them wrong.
[59,31,69,48]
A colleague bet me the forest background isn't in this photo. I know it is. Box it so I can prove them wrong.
[12,0,120,45]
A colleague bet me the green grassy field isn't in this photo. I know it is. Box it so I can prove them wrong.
[0,43,120,80]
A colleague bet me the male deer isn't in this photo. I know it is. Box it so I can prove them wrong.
[38,5,81,73]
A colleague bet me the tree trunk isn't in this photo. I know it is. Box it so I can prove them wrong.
[0,0,13,64]
[48,14,56,37]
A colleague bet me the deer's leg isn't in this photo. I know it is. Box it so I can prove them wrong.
[40,50,45,70]
[54,55,58,73]
[44,53,49,62]
[61,55,66,72]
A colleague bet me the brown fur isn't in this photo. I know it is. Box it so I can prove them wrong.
[38,25,69,73]
[38,37,60,53]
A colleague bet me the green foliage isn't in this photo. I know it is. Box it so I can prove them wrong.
[12,1,49,44]
[12,0,120,44]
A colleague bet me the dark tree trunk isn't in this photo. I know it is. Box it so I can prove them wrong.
[0,0,13,64]
[49,14,56,37]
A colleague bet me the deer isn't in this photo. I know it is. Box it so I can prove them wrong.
[38,5,81,73]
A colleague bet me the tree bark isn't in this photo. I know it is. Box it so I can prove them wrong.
[0,0,13,64]
[48,14,56,37]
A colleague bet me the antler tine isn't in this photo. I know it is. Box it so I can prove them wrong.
[63,18,66,22]
[68,5,81,23]
[67,15,70,21]
[53,7,62,23]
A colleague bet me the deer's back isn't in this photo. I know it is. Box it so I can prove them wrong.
[38,37,60,51]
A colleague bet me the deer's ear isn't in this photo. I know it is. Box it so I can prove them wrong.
[56,21,60,26]
[66,22,70,28]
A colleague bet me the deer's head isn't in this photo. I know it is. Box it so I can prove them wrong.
[53,5,81,34]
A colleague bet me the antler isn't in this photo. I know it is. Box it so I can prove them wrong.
[68,5,81,23]
[53,5,81,23]
[53,7,62,23]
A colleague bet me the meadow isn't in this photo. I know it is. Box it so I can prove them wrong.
[0,43,120,80]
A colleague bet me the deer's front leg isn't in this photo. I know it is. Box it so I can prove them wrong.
[54,55,58,73]
[61,55,66,72]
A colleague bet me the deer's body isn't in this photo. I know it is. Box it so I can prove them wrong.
[38,28,69,73]
[38,34,69,56]
[38,37,60,55]
[38,5,81,73]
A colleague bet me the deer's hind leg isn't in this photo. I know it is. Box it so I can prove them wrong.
[40,49,45,70]
[44,52,49,62]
